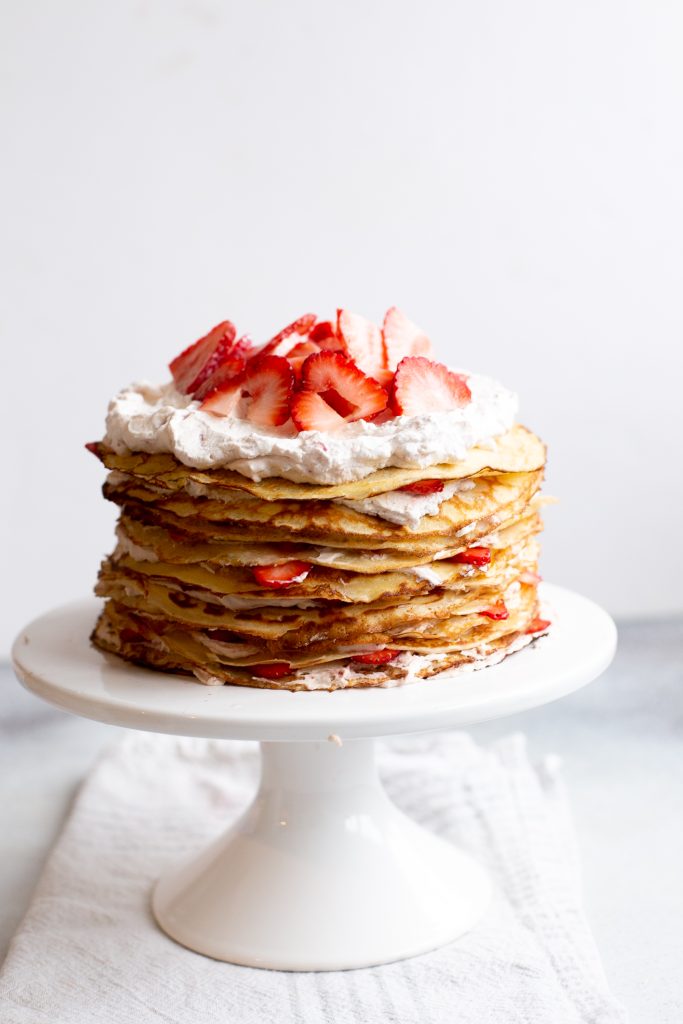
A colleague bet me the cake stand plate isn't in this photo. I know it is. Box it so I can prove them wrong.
[12,584,616,971]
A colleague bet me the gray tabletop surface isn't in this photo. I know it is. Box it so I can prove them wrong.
[1,617,681,1023]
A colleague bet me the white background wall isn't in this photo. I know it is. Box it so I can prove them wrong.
[2,0,682,655]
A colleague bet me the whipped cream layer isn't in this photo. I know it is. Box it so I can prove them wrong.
[105,374,517,485]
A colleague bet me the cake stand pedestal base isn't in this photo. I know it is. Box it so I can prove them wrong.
[12,587,617,972]
[152,739,490,970]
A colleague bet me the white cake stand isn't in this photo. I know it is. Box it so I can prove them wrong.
[12,584,616,971]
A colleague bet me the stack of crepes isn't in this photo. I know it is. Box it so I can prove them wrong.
[88,308,550,691]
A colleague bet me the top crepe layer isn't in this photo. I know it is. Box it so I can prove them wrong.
[89,424,545,502]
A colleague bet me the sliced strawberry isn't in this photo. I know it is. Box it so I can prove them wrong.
[169,320,237,394]
[310,320,343,350]
[453,547,492,567]
[290,391,348,431]
[84,441,100,456]
[287,340,321,375]
[382,307,433,370]
[480,600,509,620]
[234,355,295,427]
[288,341,319,361]
[352,649,399,665]
[399,479,444,495]
[258,313,317,358]
[192,335,253,400]
[390,356,471,415]
[199,371,244,417]
[526,617,551,634]
[251,662,292,679]
[201,354,294,426]
[518,570,542,585]
[337,309,386,377]
[291,351,388,431]
[252,561,311,588]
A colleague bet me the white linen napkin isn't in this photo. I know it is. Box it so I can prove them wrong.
[0,732,626,1024]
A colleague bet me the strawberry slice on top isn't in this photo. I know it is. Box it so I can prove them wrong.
[286,340,321,375]
[390,356,471,415]
[337,309,386,378]
[290,351,388,431]
[192,335,252,401]
[169,320,238,394]
[201,354,294,427]
[309,320,344,350]
[258,313,317,359]
[382,307,433,370]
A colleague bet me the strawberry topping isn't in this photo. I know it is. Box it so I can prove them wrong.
[453,547,492,567]
[337,309,386,378]
[290,391,348,431]
[518,570,542,584]
[399,479,444,495]
[310,320,343,350]
[352,649,399,665]
[201,354,294,426]
[390,356,471,415]
[382,307,433,370]
[480,600,509,620]
[252,561,311,588]
[169,320,237,394]
[160,307,479,434]
[287,340,320,375]
[192,335,252,400]
[251,662,293,679]
[291,351,388,431]
[526,617,551,634]
[258,314,317,359]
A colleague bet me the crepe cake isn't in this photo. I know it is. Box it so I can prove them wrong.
[87,307,551,690]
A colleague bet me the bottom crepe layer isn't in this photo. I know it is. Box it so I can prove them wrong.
[91,584,547,691]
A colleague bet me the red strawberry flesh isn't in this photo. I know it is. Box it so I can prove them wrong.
[382,307,433,370]
[391,356,471,416]
[480,600,509,620]
[290,391,347,431]
[453,546,491,567]
[251,663,292,679]
[192,335,252,400]
[337,309,386,377]
[201,354,294,427]
[287,340,321,376]
[258,314,317,359]
[169,320,237,394]
[252,561,311,588]
[352,650,399,665]
[526,617,551,634]
[399,479,444,495]
[291,351,388,431]
[310,320,343,350]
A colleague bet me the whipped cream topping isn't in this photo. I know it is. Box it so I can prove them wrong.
[105,374,517,485]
